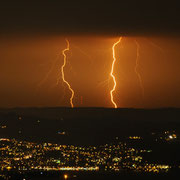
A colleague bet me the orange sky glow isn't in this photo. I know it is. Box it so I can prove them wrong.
[0,35,180,108]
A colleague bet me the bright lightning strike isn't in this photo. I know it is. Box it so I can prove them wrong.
[110,37,122,108]
[134,40,144,99]
[61,39,74,108]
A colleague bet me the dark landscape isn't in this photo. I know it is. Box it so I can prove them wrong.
[1,1,180,179]
[0,108,180,179]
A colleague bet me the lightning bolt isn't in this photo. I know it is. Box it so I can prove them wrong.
[134,40,144,99]
[37,50,61,89]
[110,37,122,108]
[61,39,74,108]
[145,38,164,53]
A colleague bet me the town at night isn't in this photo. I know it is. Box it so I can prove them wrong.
[1,0,180,179]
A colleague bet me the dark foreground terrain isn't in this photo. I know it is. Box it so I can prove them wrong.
[0,107,180,179]
[1,171,180,180]
[0,107,180,144]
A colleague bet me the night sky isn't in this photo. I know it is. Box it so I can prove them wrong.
[0,1,180,36]
[0,1,180,108]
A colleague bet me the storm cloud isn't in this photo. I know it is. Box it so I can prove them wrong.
[0,1,180,36]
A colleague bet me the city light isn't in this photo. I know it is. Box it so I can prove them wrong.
[0,137,174,175]
[64,174,68,179]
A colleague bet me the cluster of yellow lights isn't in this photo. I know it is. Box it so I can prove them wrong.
[129,136,142,140]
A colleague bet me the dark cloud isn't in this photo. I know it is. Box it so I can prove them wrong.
[0,1,180,36]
